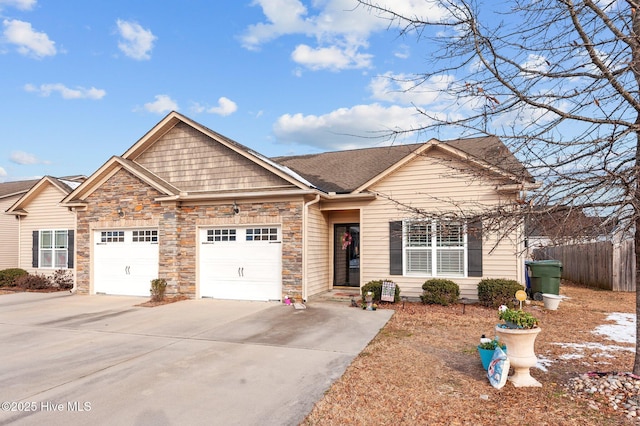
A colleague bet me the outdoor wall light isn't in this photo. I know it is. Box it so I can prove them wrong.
[232,202,240,215]
[117,207,125,218]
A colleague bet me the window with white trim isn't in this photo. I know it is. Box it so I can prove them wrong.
[39,230,69,269]
[404,220,466,277]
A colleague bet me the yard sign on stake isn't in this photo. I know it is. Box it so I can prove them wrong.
[516,290,527,310]
[381,280,395,302]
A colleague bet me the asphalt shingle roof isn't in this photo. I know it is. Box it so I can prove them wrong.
[273,136,532,193]
[0,179,39,199]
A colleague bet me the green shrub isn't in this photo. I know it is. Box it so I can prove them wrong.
[52,269,74,290]
[361,280,401,303]
[150,278,167,302]
[420,279,460,306]
[14,273,52,290]
[0,268,28,287]
[477,278,524,308]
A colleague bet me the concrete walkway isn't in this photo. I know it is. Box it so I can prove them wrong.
[0,292,393,426]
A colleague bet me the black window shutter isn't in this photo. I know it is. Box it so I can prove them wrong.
[32,231,39,268]
[67,230,75,269]
[389,221,403,275]
[467,219,483,277]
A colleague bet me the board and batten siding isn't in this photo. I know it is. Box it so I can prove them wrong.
[305,203,330,298]
[18,183,75,275]
[0,195,21,269]
[361,151,523,299]
[135,123,295,192]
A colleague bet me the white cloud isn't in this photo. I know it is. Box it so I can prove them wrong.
[520,54,550,77]
[207,97,237,116]
[143,94,178,114]
[0,166,6,177]
[0,0,36,10]
[240,0,311,50]
[291,44,372,71]
[116,19,156,60]
[369,72,456,106]
[191,97,238,116]
[24,83,106,99]
[240,0,449,71]
[273,103,436,150]
[2,19,56,58]
[10,150,43,165]
[394,44,410,59]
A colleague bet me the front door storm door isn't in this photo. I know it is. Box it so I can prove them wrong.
[333,224,360,287]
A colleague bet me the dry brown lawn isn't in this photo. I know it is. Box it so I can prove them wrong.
[303,282,636,425]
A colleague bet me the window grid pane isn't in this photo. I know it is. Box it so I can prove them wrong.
[246,227,278,242]
[437,249,464,276]
[133,230,158,242]
[55,250,68,268]
[101,231,124,243]
[40,231,52,249]
[406,223,431,247]
[436,222,463,247]
[40,251,52,268]
[208,229,236,242]
[406,249,432,275]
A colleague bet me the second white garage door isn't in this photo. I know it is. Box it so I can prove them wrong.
[93,229,159,296]
[199,226,282,301]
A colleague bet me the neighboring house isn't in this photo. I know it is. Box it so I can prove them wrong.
[0,179,39,270]
[525,206,619,258]
[61,111,537,300]
[5,176,85,280]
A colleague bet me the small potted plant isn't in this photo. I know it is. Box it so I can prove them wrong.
[477,338,506,370]
[498,305,538,329]
[495,304,542,387]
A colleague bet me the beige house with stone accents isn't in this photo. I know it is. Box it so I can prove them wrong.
[4,176,84,279]
[61,111,537,301]
[1,179,39,270]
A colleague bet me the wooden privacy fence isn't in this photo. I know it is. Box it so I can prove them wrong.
[534,240,635,292]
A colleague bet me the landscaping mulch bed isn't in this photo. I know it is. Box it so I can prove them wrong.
[303,282,636,425]
[135,295,189,307]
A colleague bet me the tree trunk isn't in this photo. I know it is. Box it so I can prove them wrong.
[634,125,640,375]
[633,5,640,376]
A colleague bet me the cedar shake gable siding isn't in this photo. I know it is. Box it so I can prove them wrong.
[134,122,295,193]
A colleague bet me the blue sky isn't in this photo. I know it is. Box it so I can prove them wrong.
[0,0,455,182]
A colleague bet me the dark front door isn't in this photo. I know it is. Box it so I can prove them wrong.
[333,224,360,287]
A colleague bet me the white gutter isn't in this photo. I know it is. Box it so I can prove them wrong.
[495,182,541,192]
[155,189,317,203]
[302,195,321,302]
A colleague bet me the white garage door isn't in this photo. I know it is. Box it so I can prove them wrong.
[199,226,282,301]
[93,229,159,296]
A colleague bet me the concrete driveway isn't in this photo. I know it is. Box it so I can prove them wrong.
[0,292,393,426]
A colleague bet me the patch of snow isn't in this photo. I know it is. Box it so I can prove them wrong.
[554,341,634,355]
[593,312,635,344]
[559,353,584,360]
[536,355,553,372]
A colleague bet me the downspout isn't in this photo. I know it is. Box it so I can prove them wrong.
[302,195,321,302]
[16,214,21,274]
[70,207,78,294]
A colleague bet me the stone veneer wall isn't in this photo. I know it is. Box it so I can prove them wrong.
[75,169,304,300]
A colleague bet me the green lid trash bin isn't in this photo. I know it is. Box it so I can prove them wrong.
[527,260,562,298]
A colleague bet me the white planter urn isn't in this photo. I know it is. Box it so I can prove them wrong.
[494,325,542,387]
